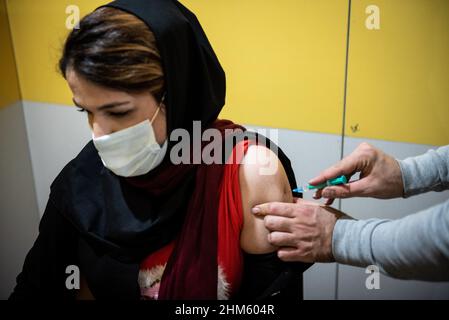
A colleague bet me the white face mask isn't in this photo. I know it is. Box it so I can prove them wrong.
[92,101,167,177]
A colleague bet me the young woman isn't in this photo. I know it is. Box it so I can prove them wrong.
[10,0,310,300]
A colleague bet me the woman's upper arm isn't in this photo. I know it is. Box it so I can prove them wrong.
[239,145,293,254]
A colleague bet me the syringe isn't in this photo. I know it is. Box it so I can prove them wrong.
[292,175,347,193]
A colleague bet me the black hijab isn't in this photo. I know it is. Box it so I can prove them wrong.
[52,0,299,285]
[101,0,226,145]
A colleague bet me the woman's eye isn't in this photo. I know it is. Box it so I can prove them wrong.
[108,111,131,117]
[76,107,92,115]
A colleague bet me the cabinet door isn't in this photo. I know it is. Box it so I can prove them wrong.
[345,0,449,146]
[181,0,349,135]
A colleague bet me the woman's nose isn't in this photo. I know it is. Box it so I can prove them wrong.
[91,121,110,138]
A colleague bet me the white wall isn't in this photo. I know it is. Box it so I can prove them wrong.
[0,102,40,299]
[22,101,91,217]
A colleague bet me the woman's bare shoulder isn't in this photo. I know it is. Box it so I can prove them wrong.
[239,144,293,254]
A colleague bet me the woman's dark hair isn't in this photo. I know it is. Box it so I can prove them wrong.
[59,7,165,100]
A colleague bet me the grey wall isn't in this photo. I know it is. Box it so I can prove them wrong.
[22,101,91,217]
[0,102,40,299]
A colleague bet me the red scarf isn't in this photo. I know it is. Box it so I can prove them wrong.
[125,119,245,299]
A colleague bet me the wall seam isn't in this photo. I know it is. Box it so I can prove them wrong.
[5,0,23,101]
[336,0,352,301]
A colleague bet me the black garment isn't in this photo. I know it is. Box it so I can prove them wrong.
[55,0,228,264]
[10,0,312,299]
[101,0,227,138]
[48,0,311,275]
[9,139,311,300]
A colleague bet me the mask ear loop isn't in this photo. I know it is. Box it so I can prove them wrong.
[150,106,161,125]
[150,92,166,125]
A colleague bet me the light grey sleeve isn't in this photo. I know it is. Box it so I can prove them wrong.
[398,145,449,197]
[332,199,449,281]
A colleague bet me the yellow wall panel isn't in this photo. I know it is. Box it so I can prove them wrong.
[182,0,349,134]
[6,0,109,106]
[8,0,349,135]
[0,0,21,108]
[6,0,449,143]
[346,0,449,145]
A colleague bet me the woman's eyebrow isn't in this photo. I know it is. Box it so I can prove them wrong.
[72,98,130,111]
